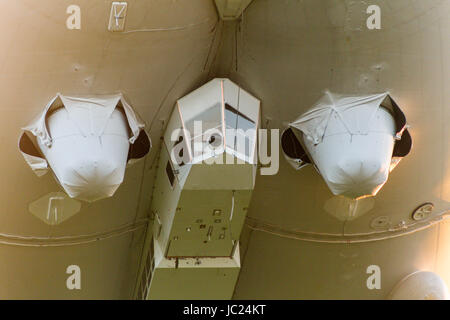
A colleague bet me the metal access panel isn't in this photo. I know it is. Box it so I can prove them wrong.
[166,189,252,258]
[147,241,241,300]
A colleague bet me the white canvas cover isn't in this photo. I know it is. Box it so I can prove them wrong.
[290,92,391,144]
[388,271,450,300]
[283,91,412,199]
[19,93,151,202]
